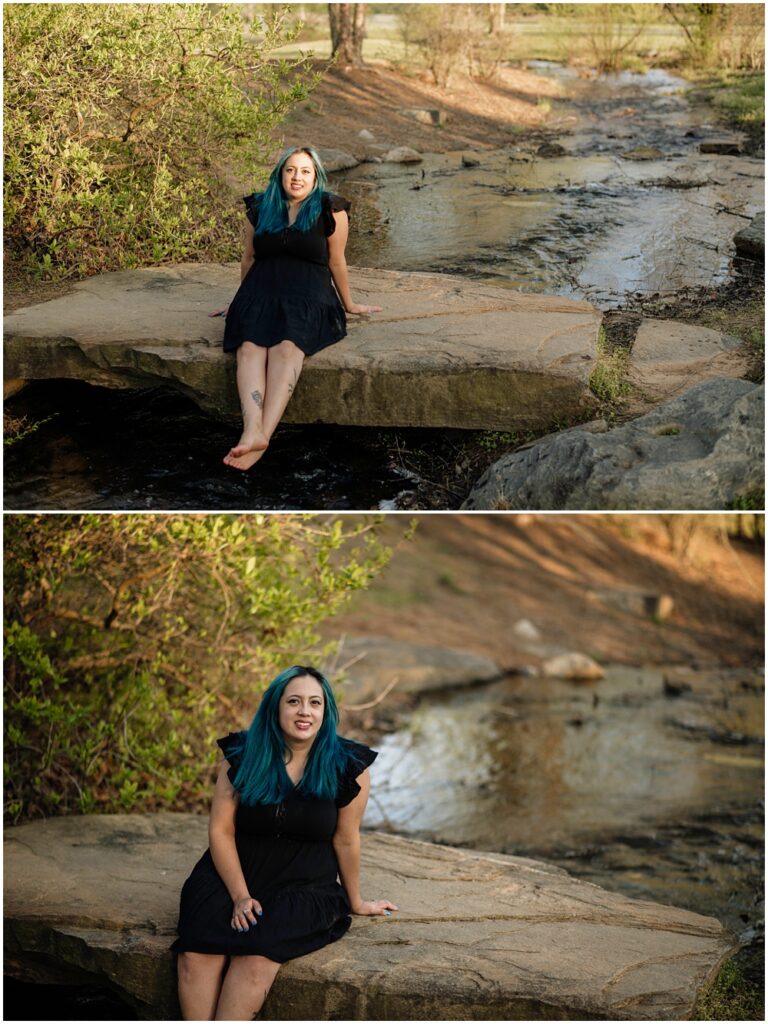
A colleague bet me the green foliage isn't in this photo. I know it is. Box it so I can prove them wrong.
[728,490,765,512]
[4,4,318,279]
[708,72,765,127]
[3,413,58,448]
[695,953,764,1020]
[4,514,399,822]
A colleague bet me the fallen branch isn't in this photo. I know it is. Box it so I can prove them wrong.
[343,676,400,712]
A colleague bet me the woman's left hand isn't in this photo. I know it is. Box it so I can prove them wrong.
[352,899,398,916]
[346,303,382,315]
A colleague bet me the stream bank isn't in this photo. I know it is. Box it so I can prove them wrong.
[4,63,763,510]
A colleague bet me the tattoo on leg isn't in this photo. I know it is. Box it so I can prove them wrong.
[287,383,294,395]
[251,390,263,409]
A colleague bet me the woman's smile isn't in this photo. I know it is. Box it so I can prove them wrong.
[279,675,325,742]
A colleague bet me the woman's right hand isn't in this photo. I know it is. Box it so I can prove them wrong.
[231,895,262,932]
[208,307,229,318]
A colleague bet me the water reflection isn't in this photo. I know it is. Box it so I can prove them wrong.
[365,666,764,851]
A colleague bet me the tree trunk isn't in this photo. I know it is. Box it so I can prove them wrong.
[328,3,365,66]
[488,3,505,35]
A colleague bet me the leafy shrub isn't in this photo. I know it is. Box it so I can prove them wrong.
[3,4,318,279]
[397,4,512,87]
[4,514,400,822]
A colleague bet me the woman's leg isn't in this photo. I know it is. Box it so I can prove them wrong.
[214,955,281,1021]
[224,340,305,471]
[177,951,228,1021]
[223,341,269,468]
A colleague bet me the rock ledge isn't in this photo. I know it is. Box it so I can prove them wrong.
[3,264,601,431]
[4,813,737,1020]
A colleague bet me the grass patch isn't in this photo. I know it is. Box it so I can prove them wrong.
[695,951,764,1021]
[589,325,632,404]
[728,489,765,511]
[708,71,765,127]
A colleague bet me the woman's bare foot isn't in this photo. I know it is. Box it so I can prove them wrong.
[223,446,268,471]
[222,429,269,471]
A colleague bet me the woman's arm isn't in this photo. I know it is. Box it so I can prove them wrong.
[327,210,383,316]
[240,217,255,283]
[208,761,262,931]
[332,768,398,916]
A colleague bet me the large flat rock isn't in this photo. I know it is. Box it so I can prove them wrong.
[333,636,502,704]
[628,319,750,403]
[3,264,600,430]
[4,814,736,1020]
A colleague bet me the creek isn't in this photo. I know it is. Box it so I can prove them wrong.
[364,665,764,944]
[4,64,763,510]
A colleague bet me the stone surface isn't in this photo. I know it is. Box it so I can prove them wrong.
[623,146,664,161]
[587,589,675,622]
[699,140,741,155]
[315,147,359,171]
[734,211,765,261]
[331,636,502,705]
[628,318,750,402]
[4,814,737,1020]
[537,142,567,158]
[357,129,375,141]
[462,378,764,511]
[541,653,605,681]
[382,145,424,163]
[512,618,543,642]
[4,264,601,431]
[398,108,448,126]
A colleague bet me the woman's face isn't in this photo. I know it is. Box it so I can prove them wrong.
[281,151,317,203]
[278,674,325,745]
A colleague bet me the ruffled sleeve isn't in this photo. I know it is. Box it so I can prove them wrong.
[216,730,247,785]
[242,193,263,229]
[322,193,351,237]
[336,738,378,808]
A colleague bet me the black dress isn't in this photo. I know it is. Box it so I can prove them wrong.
[171,733,376,962]
[222,192,351,356]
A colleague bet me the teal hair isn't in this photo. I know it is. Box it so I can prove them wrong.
[232,665,349,805]
[254,146,328,235]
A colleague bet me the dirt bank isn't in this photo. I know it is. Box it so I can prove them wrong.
[328,514,763,670]
[279,60,562,157]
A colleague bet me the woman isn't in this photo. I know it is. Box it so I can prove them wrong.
[219,145,382,471]
[173,665,397,1021]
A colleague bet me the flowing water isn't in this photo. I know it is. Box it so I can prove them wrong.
[364,665,764,940]
[5,64,764,510]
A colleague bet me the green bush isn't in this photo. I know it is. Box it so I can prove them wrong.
[3,4,318,279]
[4,514,400,822]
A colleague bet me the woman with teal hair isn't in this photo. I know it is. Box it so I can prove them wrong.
[218,145,382,471]
[173,665,397,1020]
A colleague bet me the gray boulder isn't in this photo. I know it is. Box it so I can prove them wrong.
[734,211,765,261]
[382,146,423,163]
[398,108,448,127]
[331,636,502,705]
[462,378,764,510]
[5,813,737,1020]
[315,147,359,172]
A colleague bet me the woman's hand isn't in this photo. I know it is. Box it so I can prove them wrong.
[352,899,398,917]
[231,895,262,932]
[208,307,229,318]
[346,303,382,315]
